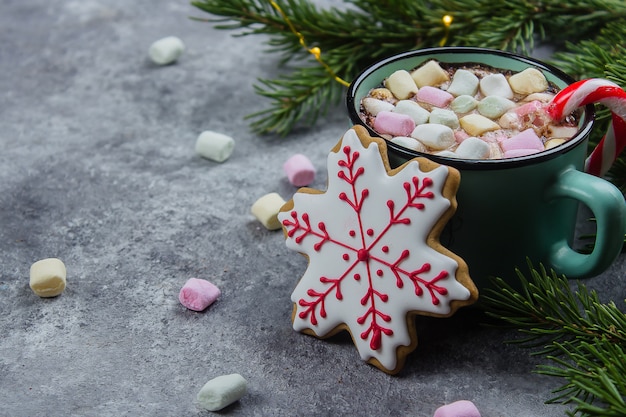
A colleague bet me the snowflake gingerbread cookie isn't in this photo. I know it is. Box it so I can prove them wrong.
[278,126,478,374]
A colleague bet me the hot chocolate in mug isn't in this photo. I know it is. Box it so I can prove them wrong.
[346,47,626,291]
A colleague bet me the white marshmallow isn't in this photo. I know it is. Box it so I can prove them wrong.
[435,150,458,158]
[391,100,430,125]
[477,96,516,119]
[429,108,459,129]
[197,374,247,411]
[455,137,491,159]
[390,136,427,152]
[195,131,235,163]
[479,73,514,98]
[446,69,479,96]
[410,124,455,150]
[362,97,395,116]
[148,36,185,65]
[450,95,478,114]
[498,111,521,130]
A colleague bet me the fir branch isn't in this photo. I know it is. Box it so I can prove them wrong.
[192,0,626,136]
[482,261,626,416]
[191,0,626,195]
[245,64,346,136]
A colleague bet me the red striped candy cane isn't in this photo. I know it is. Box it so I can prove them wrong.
[547,78,626,177]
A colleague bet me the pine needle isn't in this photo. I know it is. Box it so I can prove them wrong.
[482,261,626,416]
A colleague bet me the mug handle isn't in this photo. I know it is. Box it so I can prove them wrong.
[546,167,626,278]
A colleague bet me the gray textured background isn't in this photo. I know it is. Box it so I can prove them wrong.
[1,1,624,416]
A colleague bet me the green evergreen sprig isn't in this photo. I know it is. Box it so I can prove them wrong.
[482,262,626,417]
[191,0,626,241]
[191,0,626,135]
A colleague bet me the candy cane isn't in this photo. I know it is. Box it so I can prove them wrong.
[546,78,626,177]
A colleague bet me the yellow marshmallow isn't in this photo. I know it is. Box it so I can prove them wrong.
[460,114,501,136]
[410,60,450,87]
[251,193,286,230]
[385,70,418,100]
[29,258,66,298]
[508,68,549,95]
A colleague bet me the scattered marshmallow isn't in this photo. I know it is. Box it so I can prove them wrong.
[411,123,455,150]
[362,97,395,116]
[477,96,516,119]
[148,36,185,65]
[251,192,286,230]
[283,154,316,186]
[508,67,548,95]
[179,278,220,311]
[29,258,66,298]
[500,128,544,152]
[433,400,481,417]
[195,131,235,163]
[392,100,430,125]
[454,136,491,159]
[459,114,501,136]
[197,374,247,411]
[373,111,415,137]
[450,95,478,114]
[479,73,514,98]
[446,69,479,96]
[429,108,459,129]
[415,86,454,108]
[410,60,450,87]
[385,70,418,100]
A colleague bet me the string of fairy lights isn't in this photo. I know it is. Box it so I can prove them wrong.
[268,0,454,87]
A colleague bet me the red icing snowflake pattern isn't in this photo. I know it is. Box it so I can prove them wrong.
[278,127,476,373]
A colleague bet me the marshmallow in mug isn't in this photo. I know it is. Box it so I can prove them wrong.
[358,60,581,160]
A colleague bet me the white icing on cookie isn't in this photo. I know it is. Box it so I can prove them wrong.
[279,128,474,372]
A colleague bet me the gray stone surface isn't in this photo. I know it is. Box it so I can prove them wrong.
[1,1,624,416]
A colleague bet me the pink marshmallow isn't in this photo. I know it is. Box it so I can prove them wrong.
[415,86,454,107]
[454,130,470,143]
[373,111,415,137]
[503,148,542,158]
[179,278,221,311]
[500,128,544,152]
[514,100,544,117]
[283,153,316,186]
[433,400,481,417]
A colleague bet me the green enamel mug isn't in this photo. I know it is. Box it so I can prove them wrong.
[346,47,626,291]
